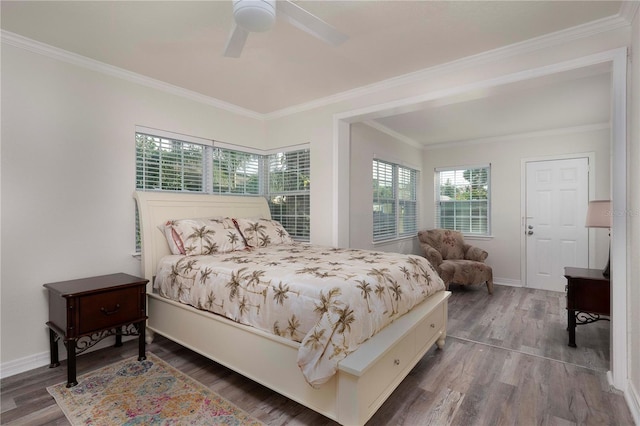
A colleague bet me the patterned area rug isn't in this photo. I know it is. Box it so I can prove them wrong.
[47,352,264,425]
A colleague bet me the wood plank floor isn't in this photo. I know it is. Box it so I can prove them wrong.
[446,283,610,372]
[1,284,633,425]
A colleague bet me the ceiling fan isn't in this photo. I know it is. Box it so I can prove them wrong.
[224,0,348,58]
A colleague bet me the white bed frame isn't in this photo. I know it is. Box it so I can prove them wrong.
[134,191,451,426]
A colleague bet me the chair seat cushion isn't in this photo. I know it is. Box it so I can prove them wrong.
[440,259,493,286]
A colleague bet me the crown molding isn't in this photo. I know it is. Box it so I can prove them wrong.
[362,120,423,150]
[0,30,264,121]
[619,1,640,23]
[2,9,630,123]
[265,14,630,120]
[423,122,611,150]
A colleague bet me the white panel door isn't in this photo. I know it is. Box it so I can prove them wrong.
[525,158,589,291]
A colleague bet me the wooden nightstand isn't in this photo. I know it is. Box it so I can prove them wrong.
[564,267,610,348]
[44,273,148,387]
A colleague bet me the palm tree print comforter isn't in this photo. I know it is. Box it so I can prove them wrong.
[154,243,445,387]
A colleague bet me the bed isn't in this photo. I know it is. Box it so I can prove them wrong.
[134,190,451,426]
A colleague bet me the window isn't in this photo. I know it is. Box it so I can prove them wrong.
[136,132,261,196]
[136,133,205,192]
[373,159,418,242]
[211,148,261,195]
[266,149,310,241]
[435,164,490,235]
[135,129,310,248]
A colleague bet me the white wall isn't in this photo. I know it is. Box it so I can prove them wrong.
[0,44,265,370]
[422,128,611,285]
[349,122,422,253]
[627,5,640,423]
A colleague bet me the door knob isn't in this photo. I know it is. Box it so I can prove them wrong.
[528,225,534,229]
[528,230,534,235]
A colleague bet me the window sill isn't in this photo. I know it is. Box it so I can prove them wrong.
[372,235,416,246]
[462,234,494,241]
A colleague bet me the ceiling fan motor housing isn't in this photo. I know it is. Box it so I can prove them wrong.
[233,0,276,32]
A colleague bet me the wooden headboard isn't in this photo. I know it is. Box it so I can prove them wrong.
[134,191,271,287]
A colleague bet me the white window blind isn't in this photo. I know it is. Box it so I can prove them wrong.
[398,165,418,237]
[435,164,491,235]
[373,159,418,242]
[211,148,261,195]
[266,148,310,242]
[136,133,205,192]
[135,130,311,247]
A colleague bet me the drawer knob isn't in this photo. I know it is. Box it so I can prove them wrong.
[394,359,400,366]
[430,323,435,328]
[100,304,121,316]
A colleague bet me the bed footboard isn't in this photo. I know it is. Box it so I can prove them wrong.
[146,290,450,426]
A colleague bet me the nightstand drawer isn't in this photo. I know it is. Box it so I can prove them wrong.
[77,287,142,334]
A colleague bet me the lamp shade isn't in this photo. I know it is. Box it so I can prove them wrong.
[585,200,612,228]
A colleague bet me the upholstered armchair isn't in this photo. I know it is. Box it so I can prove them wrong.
[418,229,494,294]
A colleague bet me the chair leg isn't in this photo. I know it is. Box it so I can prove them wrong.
[486,279,494,294]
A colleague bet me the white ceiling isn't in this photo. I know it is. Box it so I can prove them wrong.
[375,64,613,146]
[1,1,626,145]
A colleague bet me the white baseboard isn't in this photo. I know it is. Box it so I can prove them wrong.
[626,380,640,426]
[494,278,523,287]
[0,351,50,379]
[0,335,136,379]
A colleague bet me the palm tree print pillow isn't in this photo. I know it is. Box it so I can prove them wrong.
[234,218,293,247]
[163,218,245,255]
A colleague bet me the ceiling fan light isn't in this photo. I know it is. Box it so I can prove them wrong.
[233,0,276,32]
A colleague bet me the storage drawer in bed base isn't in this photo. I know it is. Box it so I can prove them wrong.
[336,291,450,425]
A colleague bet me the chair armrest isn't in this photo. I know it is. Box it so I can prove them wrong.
[420,243,443,267]
[464,244,488,262]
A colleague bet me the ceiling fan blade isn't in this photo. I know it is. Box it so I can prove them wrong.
[223,22,250,57]
[276,1,348,46]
